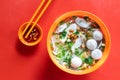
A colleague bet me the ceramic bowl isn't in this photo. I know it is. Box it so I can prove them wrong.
[47,11,111,75]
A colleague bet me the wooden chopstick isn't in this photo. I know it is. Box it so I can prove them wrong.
[22,0,45,36]
[24,0,52,38]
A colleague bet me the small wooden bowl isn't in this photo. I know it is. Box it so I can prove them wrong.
[18,22,43,46]
[47,11,111,75]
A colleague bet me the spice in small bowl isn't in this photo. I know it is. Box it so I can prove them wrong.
[18,22,43,46]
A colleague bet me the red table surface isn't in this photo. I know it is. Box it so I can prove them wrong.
[0,0,120,80]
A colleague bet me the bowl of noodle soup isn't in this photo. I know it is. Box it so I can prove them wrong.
[47,11,111,75]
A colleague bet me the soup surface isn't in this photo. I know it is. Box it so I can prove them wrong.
[51,16,105,70]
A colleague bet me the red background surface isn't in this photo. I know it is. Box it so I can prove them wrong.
[0,0,120,80]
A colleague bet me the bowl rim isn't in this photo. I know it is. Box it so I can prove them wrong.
[47,11,111,75]
[18,22,43,46]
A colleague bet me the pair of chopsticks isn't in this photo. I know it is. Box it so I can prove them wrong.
[22,0,52,38]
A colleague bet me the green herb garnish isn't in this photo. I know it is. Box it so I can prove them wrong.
[56,53,62,58]
[73,16,77,19]
[75,48,85,56]
[66,22,70,27]
[60,30,67,39]
[74,30,79,35]
[85,56,93,65]
[84,16,90,21]
[67,42,74,49]
[77,66,84,70]
[59,21,65,25]
[63,52,72,66]
[50,42,53,47]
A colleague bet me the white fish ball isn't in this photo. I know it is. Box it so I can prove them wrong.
[71,56,82,68]
[93,30,103,41]
[91,49,102,60]
[86,39,97,50]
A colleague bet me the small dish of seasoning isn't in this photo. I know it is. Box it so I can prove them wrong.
[18,22,43,46]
